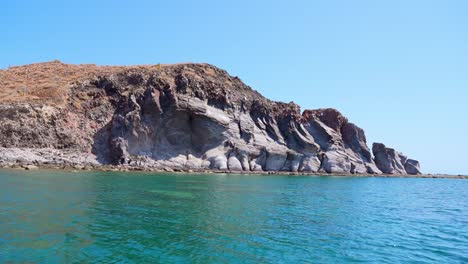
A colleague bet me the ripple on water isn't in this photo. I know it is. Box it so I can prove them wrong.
[0,171,467,263]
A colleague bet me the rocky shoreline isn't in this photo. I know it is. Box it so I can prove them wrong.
[0,161,465,180]
[0,61,428,176]
[0,145,463,180]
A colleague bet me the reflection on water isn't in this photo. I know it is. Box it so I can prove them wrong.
[0,170,467,263]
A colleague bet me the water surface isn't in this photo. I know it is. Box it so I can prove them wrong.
[0,170,467,263]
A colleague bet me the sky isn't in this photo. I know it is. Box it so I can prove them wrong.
[2,0,467,174]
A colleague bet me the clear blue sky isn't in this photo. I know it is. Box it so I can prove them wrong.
[2,0,467,174]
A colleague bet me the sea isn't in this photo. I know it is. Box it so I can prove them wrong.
[0,169,467,263]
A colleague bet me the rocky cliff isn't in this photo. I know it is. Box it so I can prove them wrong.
[0,61,421,174]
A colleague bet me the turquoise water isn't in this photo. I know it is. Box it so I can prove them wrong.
[0,170,467,263]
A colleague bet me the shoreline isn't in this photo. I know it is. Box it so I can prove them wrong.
[0,163,466,179]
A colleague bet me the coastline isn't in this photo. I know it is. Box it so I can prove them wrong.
[0,162,465,179]
[0,62,423,178]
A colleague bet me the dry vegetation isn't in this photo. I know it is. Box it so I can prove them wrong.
[0,60,192,104]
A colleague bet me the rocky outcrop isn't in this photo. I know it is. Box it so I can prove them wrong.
[0,61,422,175]
[301,109,382,174]
[405,159,422,175]
[372,143,421,175]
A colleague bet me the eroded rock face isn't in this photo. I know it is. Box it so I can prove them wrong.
[302,109,381,174]
[0,62,421,174]
[405,159,422,175]
[372,143,420,175]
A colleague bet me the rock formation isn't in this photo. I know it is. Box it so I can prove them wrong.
[372,143,421,174]
[0,61,421,174]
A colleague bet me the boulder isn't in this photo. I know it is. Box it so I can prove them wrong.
[405,159,421,175]
[299,154,321,172]
[227,153,243,171]
[210,155,228,170]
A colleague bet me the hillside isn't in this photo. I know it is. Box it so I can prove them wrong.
[0,61,421,175]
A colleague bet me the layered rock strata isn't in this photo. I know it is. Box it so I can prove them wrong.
[0,62,421,174]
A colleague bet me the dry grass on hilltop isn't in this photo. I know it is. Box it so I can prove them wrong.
[0,60,189,104]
